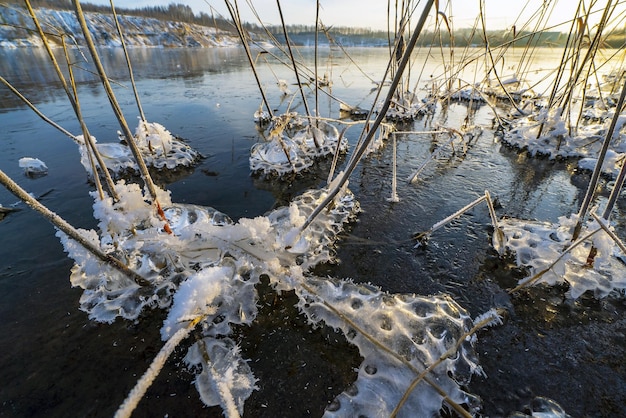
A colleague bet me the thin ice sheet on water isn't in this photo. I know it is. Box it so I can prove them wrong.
[499,215,626,298]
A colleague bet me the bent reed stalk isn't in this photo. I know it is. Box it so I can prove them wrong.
[300,0,435,235]
[0,169,150,287]
[71,0,161,205]
[109,0,146,122]
[24,0,119,202]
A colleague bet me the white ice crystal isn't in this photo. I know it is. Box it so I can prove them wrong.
[295,277,483,417]
[76,120,199,179]
[18,157,48,177]
[250,116,347,177]
[499,215,626,298]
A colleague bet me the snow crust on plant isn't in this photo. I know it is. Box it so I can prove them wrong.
[57,177,363,413]
[76,120,199,178]
[296,277,482,417]
[501,106,626,177]
[250,114,347,176]
[499,214,626,298]
[380,91,434,123]
[184,337,257,416]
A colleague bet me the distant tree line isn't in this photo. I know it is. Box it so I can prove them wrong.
[6,0,236,31]
[7,0,626,48]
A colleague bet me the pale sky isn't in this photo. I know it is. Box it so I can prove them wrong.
[88,1,617,31]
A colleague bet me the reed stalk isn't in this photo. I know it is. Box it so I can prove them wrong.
[0,169,150,287]
[300,0,435,235]
[413,192,492,244]
[314,0,320,125]
[71,0,161,207]
[196,336,241,418]
[590,211,626,256]
[478,0,525,114]
[114,315,206,418]
[572,72,626,240]
[275,0,320,148]
[109,0,146,122]
[24,0,119,201]
[62,36,106,201]
[224,0,274,119]
[0,75,77,141]
[387,133,400,202]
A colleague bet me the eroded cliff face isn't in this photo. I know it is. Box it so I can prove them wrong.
[0,4,241,48]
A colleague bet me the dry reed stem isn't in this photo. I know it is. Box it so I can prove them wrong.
[590,211,626,256]
[196,336,242,418]
[114,315,207,418]
[0,75,76,141]
[224,0,274,119]
[109,0,146,122]
[0,169,150,287]
[275,0,319,148]
[508,227,602,294]
[298,280,473,418]
[414,194,487,243]
[390,308,504,417]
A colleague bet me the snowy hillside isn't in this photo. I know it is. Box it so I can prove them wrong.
[0,4,241,48]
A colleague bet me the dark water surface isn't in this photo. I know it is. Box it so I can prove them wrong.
[1,47,625,417]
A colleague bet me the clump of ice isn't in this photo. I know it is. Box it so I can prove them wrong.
[500,106,626,177]
[578,149,625,178]
[295,277,483,417]
[250,113,347,177]
[184,337,257,416]
[364,123,394,156]
[18,157,48,177]
[77,120,199,179]
[510,396,572,418]
[447,86,486,103]
[382,91,435,123]
[499,214,626,298]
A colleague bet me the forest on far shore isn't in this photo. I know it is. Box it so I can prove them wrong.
[6,0,626,48]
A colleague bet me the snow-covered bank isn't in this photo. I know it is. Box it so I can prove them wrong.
[0,4,241,48]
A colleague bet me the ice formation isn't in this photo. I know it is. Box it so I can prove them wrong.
[57,173,365,412]
[498,214,626,298]
[77,120,199,178]
[184,337,257,416]
[298,277,484,417]
[250,113,347,176]
[18,157,48,177]
[382,91,435,122]
[500,106,626,177]
[509,396,572,418]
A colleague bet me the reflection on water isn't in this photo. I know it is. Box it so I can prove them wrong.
[1,46,625,417]
[0,47,248,111]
